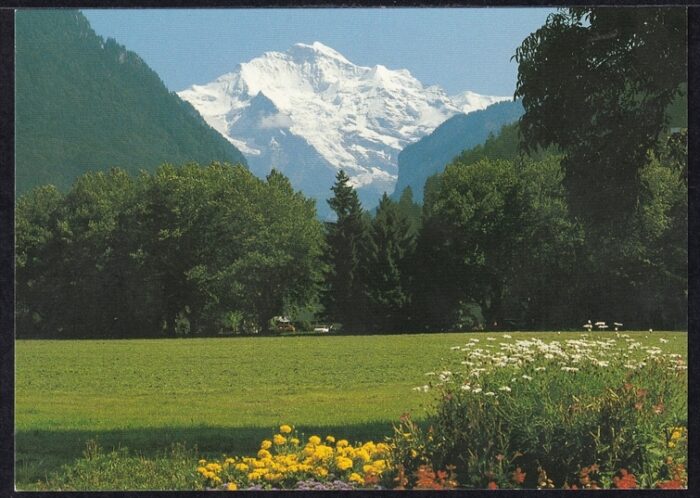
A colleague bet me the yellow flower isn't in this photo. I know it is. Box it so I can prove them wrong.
[325,435,336,444]
[273,434,287,445]
[206,463,222,472]
[280,424,293,434]
[260,440,273,450]
[197,466,207,475]
[375,443,391,455]
[410,449,418,458]
[354,448,371,463]
[349,472,364,485]
[224,458,236,465]
[373,459,387,472]
[313,445,334,461]
[257,449,272,459]
[234,463,249,472]
[336,439,349,448]
[308,435,321,445]
[315,467,329,477]
[335,456,354,471]
[671,430,683,440]
[226,482,238,491]
[198,459,207,465]
[290,437,300,446]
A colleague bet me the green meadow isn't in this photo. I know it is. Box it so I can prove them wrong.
[15,331,687,488]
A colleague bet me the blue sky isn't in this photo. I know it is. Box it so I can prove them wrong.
[83,8,555,96]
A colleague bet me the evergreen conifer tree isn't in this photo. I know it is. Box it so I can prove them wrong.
[365,193,415,332]
[322,170,370,332]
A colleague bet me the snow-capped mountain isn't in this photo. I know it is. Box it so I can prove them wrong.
[178,41,509,215]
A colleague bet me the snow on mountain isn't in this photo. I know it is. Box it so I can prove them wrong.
[178,41,509,215]
[450,90,511,114]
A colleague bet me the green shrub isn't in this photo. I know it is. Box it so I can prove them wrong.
[39,440,204,491]
[294,320,313,332]
[389,335,687,489]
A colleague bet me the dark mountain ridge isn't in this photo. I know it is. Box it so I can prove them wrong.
[392,100,524,201]
[15,10,247,195]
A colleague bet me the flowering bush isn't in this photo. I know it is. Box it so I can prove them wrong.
[395,334,687,489]
[196,425,391,490]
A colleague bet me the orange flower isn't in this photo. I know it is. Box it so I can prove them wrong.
[613,469,637,489]
[414,465,458,490]
[511,467,526,485]
[487,481,499,489]
[656,480,683,489]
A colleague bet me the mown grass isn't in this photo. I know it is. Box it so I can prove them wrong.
[15,331,687,489]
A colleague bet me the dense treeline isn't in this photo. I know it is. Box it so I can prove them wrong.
[321,126,686,333]
[15,128,687,337]
[16,164,323,338]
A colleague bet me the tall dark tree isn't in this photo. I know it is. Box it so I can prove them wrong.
[322,170,370,332]
[364,193,415,332]
[396,187,422,236]
[513,7,687,232]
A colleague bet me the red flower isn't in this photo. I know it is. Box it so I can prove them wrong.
[612,469,637,489]
[487,481,499,489]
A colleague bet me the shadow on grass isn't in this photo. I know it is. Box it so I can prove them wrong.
[16,420,427,488]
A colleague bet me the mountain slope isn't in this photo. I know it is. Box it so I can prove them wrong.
[392,100,524,201]
[15,10,247,195]
[178,42,508,214]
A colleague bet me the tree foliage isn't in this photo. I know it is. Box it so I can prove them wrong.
[16,163,323,338]
[414,156,581,330]
[513,7,687,229]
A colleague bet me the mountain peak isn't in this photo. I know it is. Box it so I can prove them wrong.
[290,41,350,63]
[178,43,510,213]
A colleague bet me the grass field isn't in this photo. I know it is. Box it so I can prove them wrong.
[15,331,687,489]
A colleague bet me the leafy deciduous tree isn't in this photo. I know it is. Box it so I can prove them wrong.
[514,7,686,231]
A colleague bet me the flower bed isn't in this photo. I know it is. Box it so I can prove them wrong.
[196,334,687,490]
[196,425,392,490]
